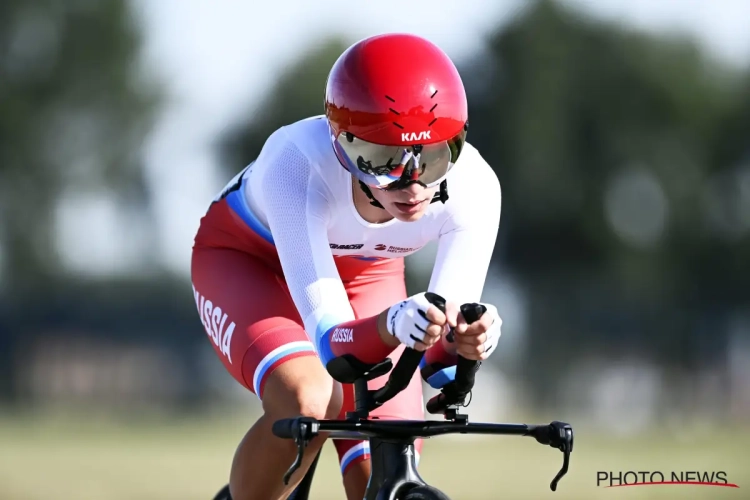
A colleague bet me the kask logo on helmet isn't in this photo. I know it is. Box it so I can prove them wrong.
[401,131,431,142]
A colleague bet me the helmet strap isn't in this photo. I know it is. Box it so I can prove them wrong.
[357,180,449,210]
[432,180,449,204]
[358,181,385,209]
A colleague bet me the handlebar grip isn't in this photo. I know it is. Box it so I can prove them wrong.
[372,348,424,406]
[461,302,486,325]
[391,292,448,386]
[454,302,487,392]
[454,356,478,392]
[371,292,447,406]
[423,292,447,314]
[390,347,424,383]
[272,418,295,439]
[425,302,487,414]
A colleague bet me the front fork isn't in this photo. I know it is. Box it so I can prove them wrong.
[366,438,425,500]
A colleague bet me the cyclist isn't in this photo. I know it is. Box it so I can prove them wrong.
[191,33,503,500]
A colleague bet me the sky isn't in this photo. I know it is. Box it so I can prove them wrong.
[56,0,750,277]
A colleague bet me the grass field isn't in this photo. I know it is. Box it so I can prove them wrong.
[0,411,747,500]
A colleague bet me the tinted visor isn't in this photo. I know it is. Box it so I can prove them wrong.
[332,128,467,189]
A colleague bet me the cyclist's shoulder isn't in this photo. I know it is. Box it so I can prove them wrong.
[265,115,332,159]
[238,116,343,207]
[253,115,340,182]
[453,141,497,181]
[443,141,501,207]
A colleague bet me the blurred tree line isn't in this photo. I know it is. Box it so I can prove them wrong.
[0,0,170,403]
[1,0,748,413]
[0,0,161,290]
[461,0,750,406]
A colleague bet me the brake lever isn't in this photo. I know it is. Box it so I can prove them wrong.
[281,419,319,485]
[282,437,306,485]
[529,421,573,491]
[550,445,570,492]
[548,421,573,491]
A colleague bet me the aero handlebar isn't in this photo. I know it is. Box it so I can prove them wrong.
[366,293,485,415]
[273,294,574,492]
[272,416,574,492]
[425,301,485,415]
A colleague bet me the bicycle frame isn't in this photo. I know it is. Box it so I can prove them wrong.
[364,436,424,500]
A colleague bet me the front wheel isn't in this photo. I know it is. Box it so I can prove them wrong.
[403,485,451,500]
[212,484,231,500]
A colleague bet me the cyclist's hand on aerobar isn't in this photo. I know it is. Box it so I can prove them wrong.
[381,292,448,351]
[445,301,502,361]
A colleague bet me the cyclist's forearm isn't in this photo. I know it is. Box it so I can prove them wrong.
[321,310,398,364]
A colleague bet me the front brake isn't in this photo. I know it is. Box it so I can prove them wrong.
[280,417,320,485]
[528,421,574,491]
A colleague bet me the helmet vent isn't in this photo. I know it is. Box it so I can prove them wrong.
[429,101,438,127]
[385,95,402,128]
[430,89,438,98]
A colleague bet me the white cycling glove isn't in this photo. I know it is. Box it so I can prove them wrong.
[386,292,440,348]
[476,303,502,357]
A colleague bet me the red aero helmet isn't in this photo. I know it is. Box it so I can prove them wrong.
[325,33,468,189]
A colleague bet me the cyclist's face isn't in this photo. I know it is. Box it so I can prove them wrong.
[370,181,438,222]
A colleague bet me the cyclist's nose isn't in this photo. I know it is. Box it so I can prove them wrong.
[397,182,425,196]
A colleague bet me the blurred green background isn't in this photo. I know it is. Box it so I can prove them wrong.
[1,0,749,498]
